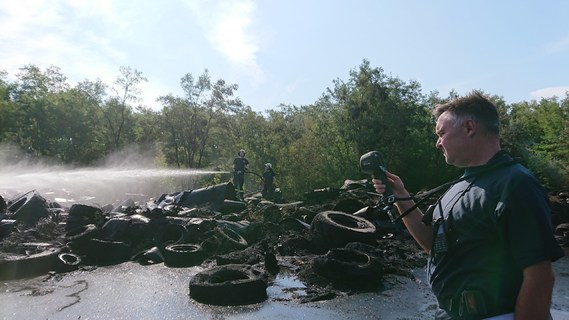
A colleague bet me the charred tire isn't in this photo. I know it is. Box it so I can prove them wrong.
[312,247,382,281]
[66,204,105,231]
[64,224,99,243]
[310,211,377,249]
[157,224,188,247]
[55,252,82,273]
[214,226,248,253]
[132,246,164,265]
[555,223,569,236]
[189,264,268,306]
[163,244,203,268]
[0,247,60,281]
[82,239,131,265]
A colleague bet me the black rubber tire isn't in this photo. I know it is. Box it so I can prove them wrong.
[189,264,268,306]
[65,204,105,232]
[214,226,248,253]
[310,211,377,248]
[55,252,82,273]
[555,223,569,236]
[132,246,164,265]
[157,224,188,247]
[64,224,99,243]
[82,238,132,265]
[163,244,203,268]
[0,247,60,281]
[312,247,382,281]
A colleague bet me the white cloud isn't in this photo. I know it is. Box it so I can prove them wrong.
[530,86,569,99]
[212,1,258,66]
[183,0,264,83]
[0,1,62,71]
[1,0,269,109]
[0,0,144,97]
[0,0,123,81]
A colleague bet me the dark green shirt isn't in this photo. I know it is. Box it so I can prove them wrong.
[428,152,564,318]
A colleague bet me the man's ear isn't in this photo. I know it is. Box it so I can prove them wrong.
[464,119,476,137]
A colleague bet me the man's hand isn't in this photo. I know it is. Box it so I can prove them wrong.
[373,170,433,253]
[372,171,409,198]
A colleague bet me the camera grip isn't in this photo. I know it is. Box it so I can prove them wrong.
[374,167,392,197]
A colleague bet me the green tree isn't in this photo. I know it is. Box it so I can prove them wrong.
[307,60,447,192]
[506,96,569,189]
[11,65,70,157]
[159,70,243,169]
[100,66,147,151]
[0,70,19,143]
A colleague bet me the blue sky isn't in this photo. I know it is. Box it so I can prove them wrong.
[1,0,568,113]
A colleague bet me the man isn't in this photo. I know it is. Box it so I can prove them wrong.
[233,149,249,201]
[373,91,564,319]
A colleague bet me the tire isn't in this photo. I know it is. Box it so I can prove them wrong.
[189,264,268,306]
[163,244,203,268]
[312,247,382,282]
[132,246,164,265]
[55,252,82,273]
[66,204,104,231]
[310,211,377,249]
[214,226,248,253]
[0,247,61,281]
[64,224,99,243]
[156,224,188,247]
[82,238,131,265]
[555,223,569,236]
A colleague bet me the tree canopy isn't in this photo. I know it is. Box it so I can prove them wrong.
[1,61,568,199]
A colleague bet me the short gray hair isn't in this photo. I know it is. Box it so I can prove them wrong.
[433,90,500,135]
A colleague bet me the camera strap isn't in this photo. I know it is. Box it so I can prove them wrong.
[392,157,518,222]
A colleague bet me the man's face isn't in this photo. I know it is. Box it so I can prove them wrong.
[435,112,470,167]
